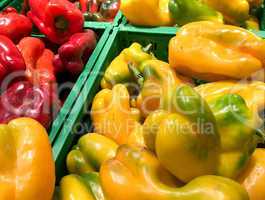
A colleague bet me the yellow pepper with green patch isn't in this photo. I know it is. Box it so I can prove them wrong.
[100,145,249,200]
[66,133,118,174]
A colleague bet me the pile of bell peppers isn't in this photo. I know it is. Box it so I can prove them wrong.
[0,1,97,128]
[70,0,120,22]
[120,0,264,29]
[56,22,265,200]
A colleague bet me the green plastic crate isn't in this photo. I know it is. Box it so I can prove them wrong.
[49,26,112,144]
[53,27,176,180]
[0,0,12,9]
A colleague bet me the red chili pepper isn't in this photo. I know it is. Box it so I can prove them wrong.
[27,0,84,44]
[0,7,32,43]
[0,35,26,82]
[53,30,97,75]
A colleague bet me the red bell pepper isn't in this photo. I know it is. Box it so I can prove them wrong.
[27,0,84,44]
[0,7,32,43]
[53,30,97,75]
[100,0,120,21]
[0,81,51,128]
[17,37,61,127]
[0,35,26,82]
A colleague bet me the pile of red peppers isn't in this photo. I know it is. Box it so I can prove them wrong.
[78,0,120,22]
[0,0,98,128]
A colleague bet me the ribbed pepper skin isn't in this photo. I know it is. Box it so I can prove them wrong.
[91,84,140,144]
[100,145,249,200]
[28,0,84,44]
[136,60,183,117]
[120,0,173,26]
[66,133,118,174]
[169,21,265,81]
[0,7,32,43]
[0,118,55,200]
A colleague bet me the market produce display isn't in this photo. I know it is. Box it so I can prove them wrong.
[0,0,265,200]
[0,2,97,128]
[120,0,264,28]
[55,20,265,200]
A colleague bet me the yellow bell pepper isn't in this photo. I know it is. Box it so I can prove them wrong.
[238,148,265,200]
[143,110,170,152]
[101,43,154,89]
[169,21,265,81]
[0,118,55,200]
[120,0,174,26]
[66,133,118,174]
[195,81,265,128]
[135,60,183,117]
[59,172,106,200]
[146,85,259,182]
[100,145,249,200]
[91,84,140,144]
[202,0,250,25]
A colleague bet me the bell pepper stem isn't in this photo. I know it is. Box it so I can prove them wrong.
[142,44,153,54]
[128,62,144,87]
[54,16,69,31]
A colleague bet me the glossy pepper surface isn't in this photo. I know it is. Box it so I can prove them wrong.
[59,172,106,200]
[169,21,265,81]
[168,0,223,26]
[53,30,97,75]
[0,7,32,43]
[135,60,183,117]
[149,85,259,182]
[120,0,173,26]
[0,118,55,200]
[17,37,60,128]
[28,0,84,44]
[91,84,140,144]
[195,81,265,128]
[238,149,265,200]
[0,35,26,82]
[201,0,250,25]
[101,42,154,89]
[67,133,118,174]
[100,145,249,200]
[0,81,53,127]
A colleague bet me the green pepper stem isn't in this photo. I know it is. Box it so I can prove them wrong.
[55,16,69,31]
[128,62,144,88]
[142,44,153,54]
